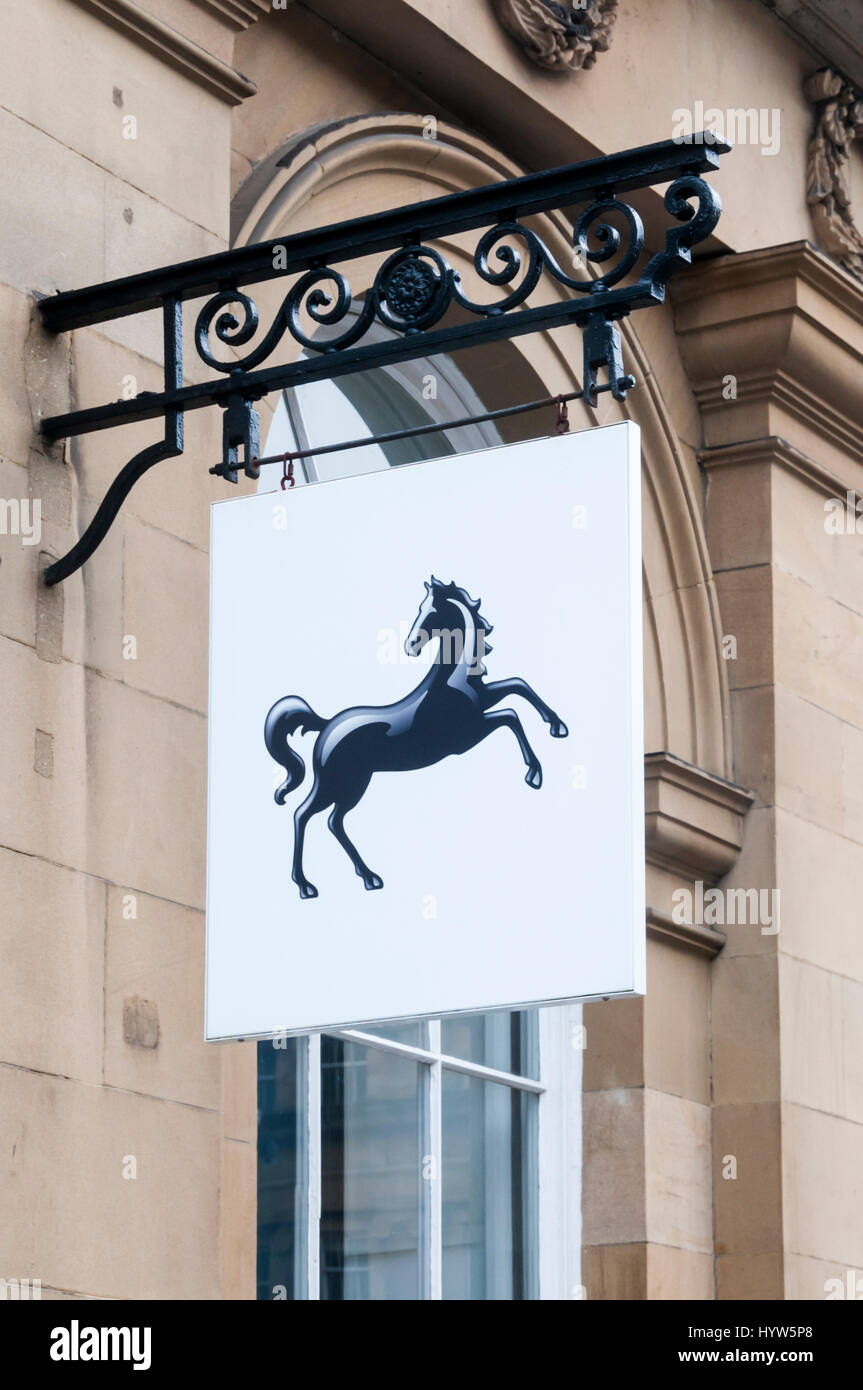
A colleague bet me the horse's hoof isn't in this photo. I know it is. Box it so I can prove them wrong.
[550,720,568,738]
[525,765,542,789]
[297,881,318,900]
[363,873,384,891]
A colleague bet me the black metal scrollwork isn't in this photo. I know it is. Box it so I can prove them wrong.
[639,175,721,292]
[376,246,451,330]
[39,136,730,582]
[193,180,713,384]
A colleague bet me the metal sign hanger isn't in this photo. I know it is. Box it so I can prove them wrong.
[37,134,730,584]
[248,386,577,483]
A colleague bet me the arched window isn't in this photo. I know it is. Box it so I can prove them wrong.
[259,314,501,484]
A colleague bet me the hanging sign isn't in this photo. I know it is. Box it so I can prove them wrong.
[206,421,644,1040]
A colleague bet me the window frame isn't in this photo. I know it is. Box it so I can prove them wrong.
[283,1008,582,1300]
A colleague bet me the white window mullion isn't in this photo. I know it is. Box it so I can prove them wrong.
[537,1004,582,1300]
[428,1020,443,1300]
[307,1032,322,1300]
[483,1014,513,1299]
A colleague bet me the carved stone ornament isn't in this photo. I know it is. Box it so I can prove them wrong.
[492,0,618,73]
[805,68,863,282]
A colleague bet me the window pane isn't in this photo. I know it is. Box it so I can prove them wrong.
[262,392,296,464]
[257,1037,306,1300]
[320,1036,425,1299]
[441,1009,539,1078]
[441,1071,537,1300]
[289,377,391,480]
[280,367,453,485]
[362,1021,429,1048]
[335,368,454,464]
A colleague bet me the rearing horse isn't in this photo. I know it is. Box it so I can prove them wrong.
[264,577,568,899]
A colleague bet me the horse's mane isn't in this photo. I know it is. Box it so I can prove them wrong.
[430,576,494,637]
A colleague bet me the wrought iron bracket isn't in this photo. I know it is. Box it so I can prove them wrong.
[38,134,729,583]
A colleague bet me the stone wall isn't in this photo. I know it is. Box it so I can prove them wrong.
[0,0,255,1301]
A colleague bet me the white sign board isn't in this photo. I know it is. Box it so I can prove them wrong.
[206,421,644,1040]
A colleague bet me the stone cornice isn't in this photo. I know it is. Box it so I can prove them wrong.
[644,752,753,883]
[760,1,863,93]
[191,0,273,28]
[69,0,257,104]
[693,370,863,469]
[646,906,726,958]
[699,434,862,503]
[672,239,863,320]
[672,240,863,474]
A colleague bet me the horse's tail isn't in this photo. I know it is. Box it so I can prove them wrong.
[264,695,325,805]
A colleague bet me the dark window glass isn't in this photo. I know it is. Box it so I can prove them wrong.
[441,1009,538,1078]
[441,1072,537,1300]
[320,1036,425,1300]
[256,1037,304,1300]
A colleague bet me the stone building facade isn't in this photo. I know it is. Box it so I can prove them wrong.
[1,0,862,1299]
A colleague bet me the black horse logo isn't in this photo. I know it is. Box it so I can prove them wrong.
[264,577,568,899]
